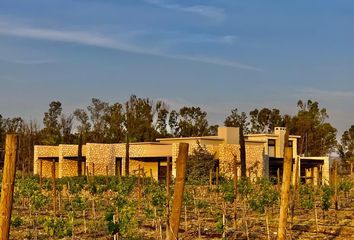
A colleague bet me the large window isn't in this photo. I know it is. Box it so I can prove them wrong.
[268,139,276,157]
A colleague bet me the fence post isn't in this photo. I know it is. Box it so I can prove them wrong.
[52,159,57,216]
[168,143,189,240]
[0,134,19,240]
[277,147,293,240]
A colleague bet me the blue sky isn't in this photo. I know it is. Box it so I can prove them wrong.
[0,0,353,135]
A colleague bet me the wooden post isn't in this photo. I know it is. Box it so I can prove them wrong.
[77,133,83,176]
[52,159,57,216]
[216,166,219,189]
[86,165,89,182]
[290,156,300,224]
[168,143,189,240]
[0,134,19,240]
[334,161,338,210]
[166,157,171,238]
[233,156,238,230]
[92,163,95,177]
[277,168,281,192]
[39,159,43,188]
[277,147,293,240]
[209,169,213,190]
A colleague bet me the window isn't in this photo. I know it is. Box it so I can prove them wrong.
[268,139,276,157]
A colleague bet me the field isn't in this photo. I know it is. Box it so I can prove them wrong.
[6,174,354,240]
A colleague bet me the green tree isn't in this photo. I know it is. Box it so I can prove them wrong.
[42,101,62,145]
[155,101,169,137]
[249,108,284,133]
[177,106,211,137]
[60,114,74,143]
[87,98,109,143]
[103,102,125,143]
[338,125,354,164]
[224,108,248,177]
[290,100,337,156]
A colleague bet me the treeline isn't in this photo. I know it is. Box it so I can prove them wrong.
[0,96,353,173]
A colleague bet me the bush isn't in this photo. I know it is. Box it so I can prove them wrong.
[186,143,217,184]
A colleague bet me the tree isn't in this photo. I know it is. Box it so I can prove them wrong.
[249,108,283,133]
[42,101,62,145]
[155,101,169,137]
[73,109,91,139]
[103,102,125,143]
[338,125,354,164]
[124,95,156,142]
[290,100,337,156]
[87,98,109,143]
[60,114,74,143]
[224,108,248,178]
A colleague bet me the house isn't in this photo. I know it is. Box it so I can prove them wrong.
[33,127,265,180]
[245,127,329,185]
[33,126,329,185]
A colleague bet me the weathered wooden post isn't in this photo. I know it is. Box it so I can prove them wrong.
[290,156,300,224]
[168,143,189,240]
[277,147,293,240]
[209,169,213,190]
[0,134,19,240]
[233,156,238,230]
[334,161,338,210]
[52,159,57,216]
[166,157,171,238]
[92,163,95,177]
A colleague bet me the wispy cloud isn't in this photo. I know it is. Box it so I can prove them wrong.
[145,0,225,22]
[0,22,261,71]
[0,58,57,65]
[299,88,354,98]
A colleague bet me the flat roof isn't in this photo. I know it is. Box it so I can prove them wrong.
[157,136,224,141]
[245,134,301,139]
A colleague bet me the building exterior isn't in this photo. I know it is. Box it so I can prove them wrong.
[33,126,329,185]
[245,127,329,185]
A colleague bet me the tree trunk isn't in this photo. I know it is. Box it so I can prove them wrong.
[0,134,19,240]
[168,143,189,240]
[240,126,247,178]
[125,134,130,176]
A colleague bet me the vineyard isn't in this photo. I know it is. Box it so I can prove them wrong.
[5,172,354,240]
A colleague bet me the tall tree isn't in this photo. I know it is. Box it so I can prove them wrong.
[124,95,156,142]
[338,125,354,164]
[60,114,74,143]
[289,100,337,156]
[73,108,91,139]
[42,101,62,145]
[249,108,283,133]
[103,102,125,143]
[224,108,248,178]
[87,98,108,143]
[73,109,91,176]
[155,101,169,137]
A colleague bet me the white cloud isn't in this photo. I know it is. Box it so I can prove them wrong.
[0,22,261,71]
[145,0,225,22]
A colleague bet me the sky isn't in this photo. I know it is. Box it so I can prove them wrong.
[0,0,353,136]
